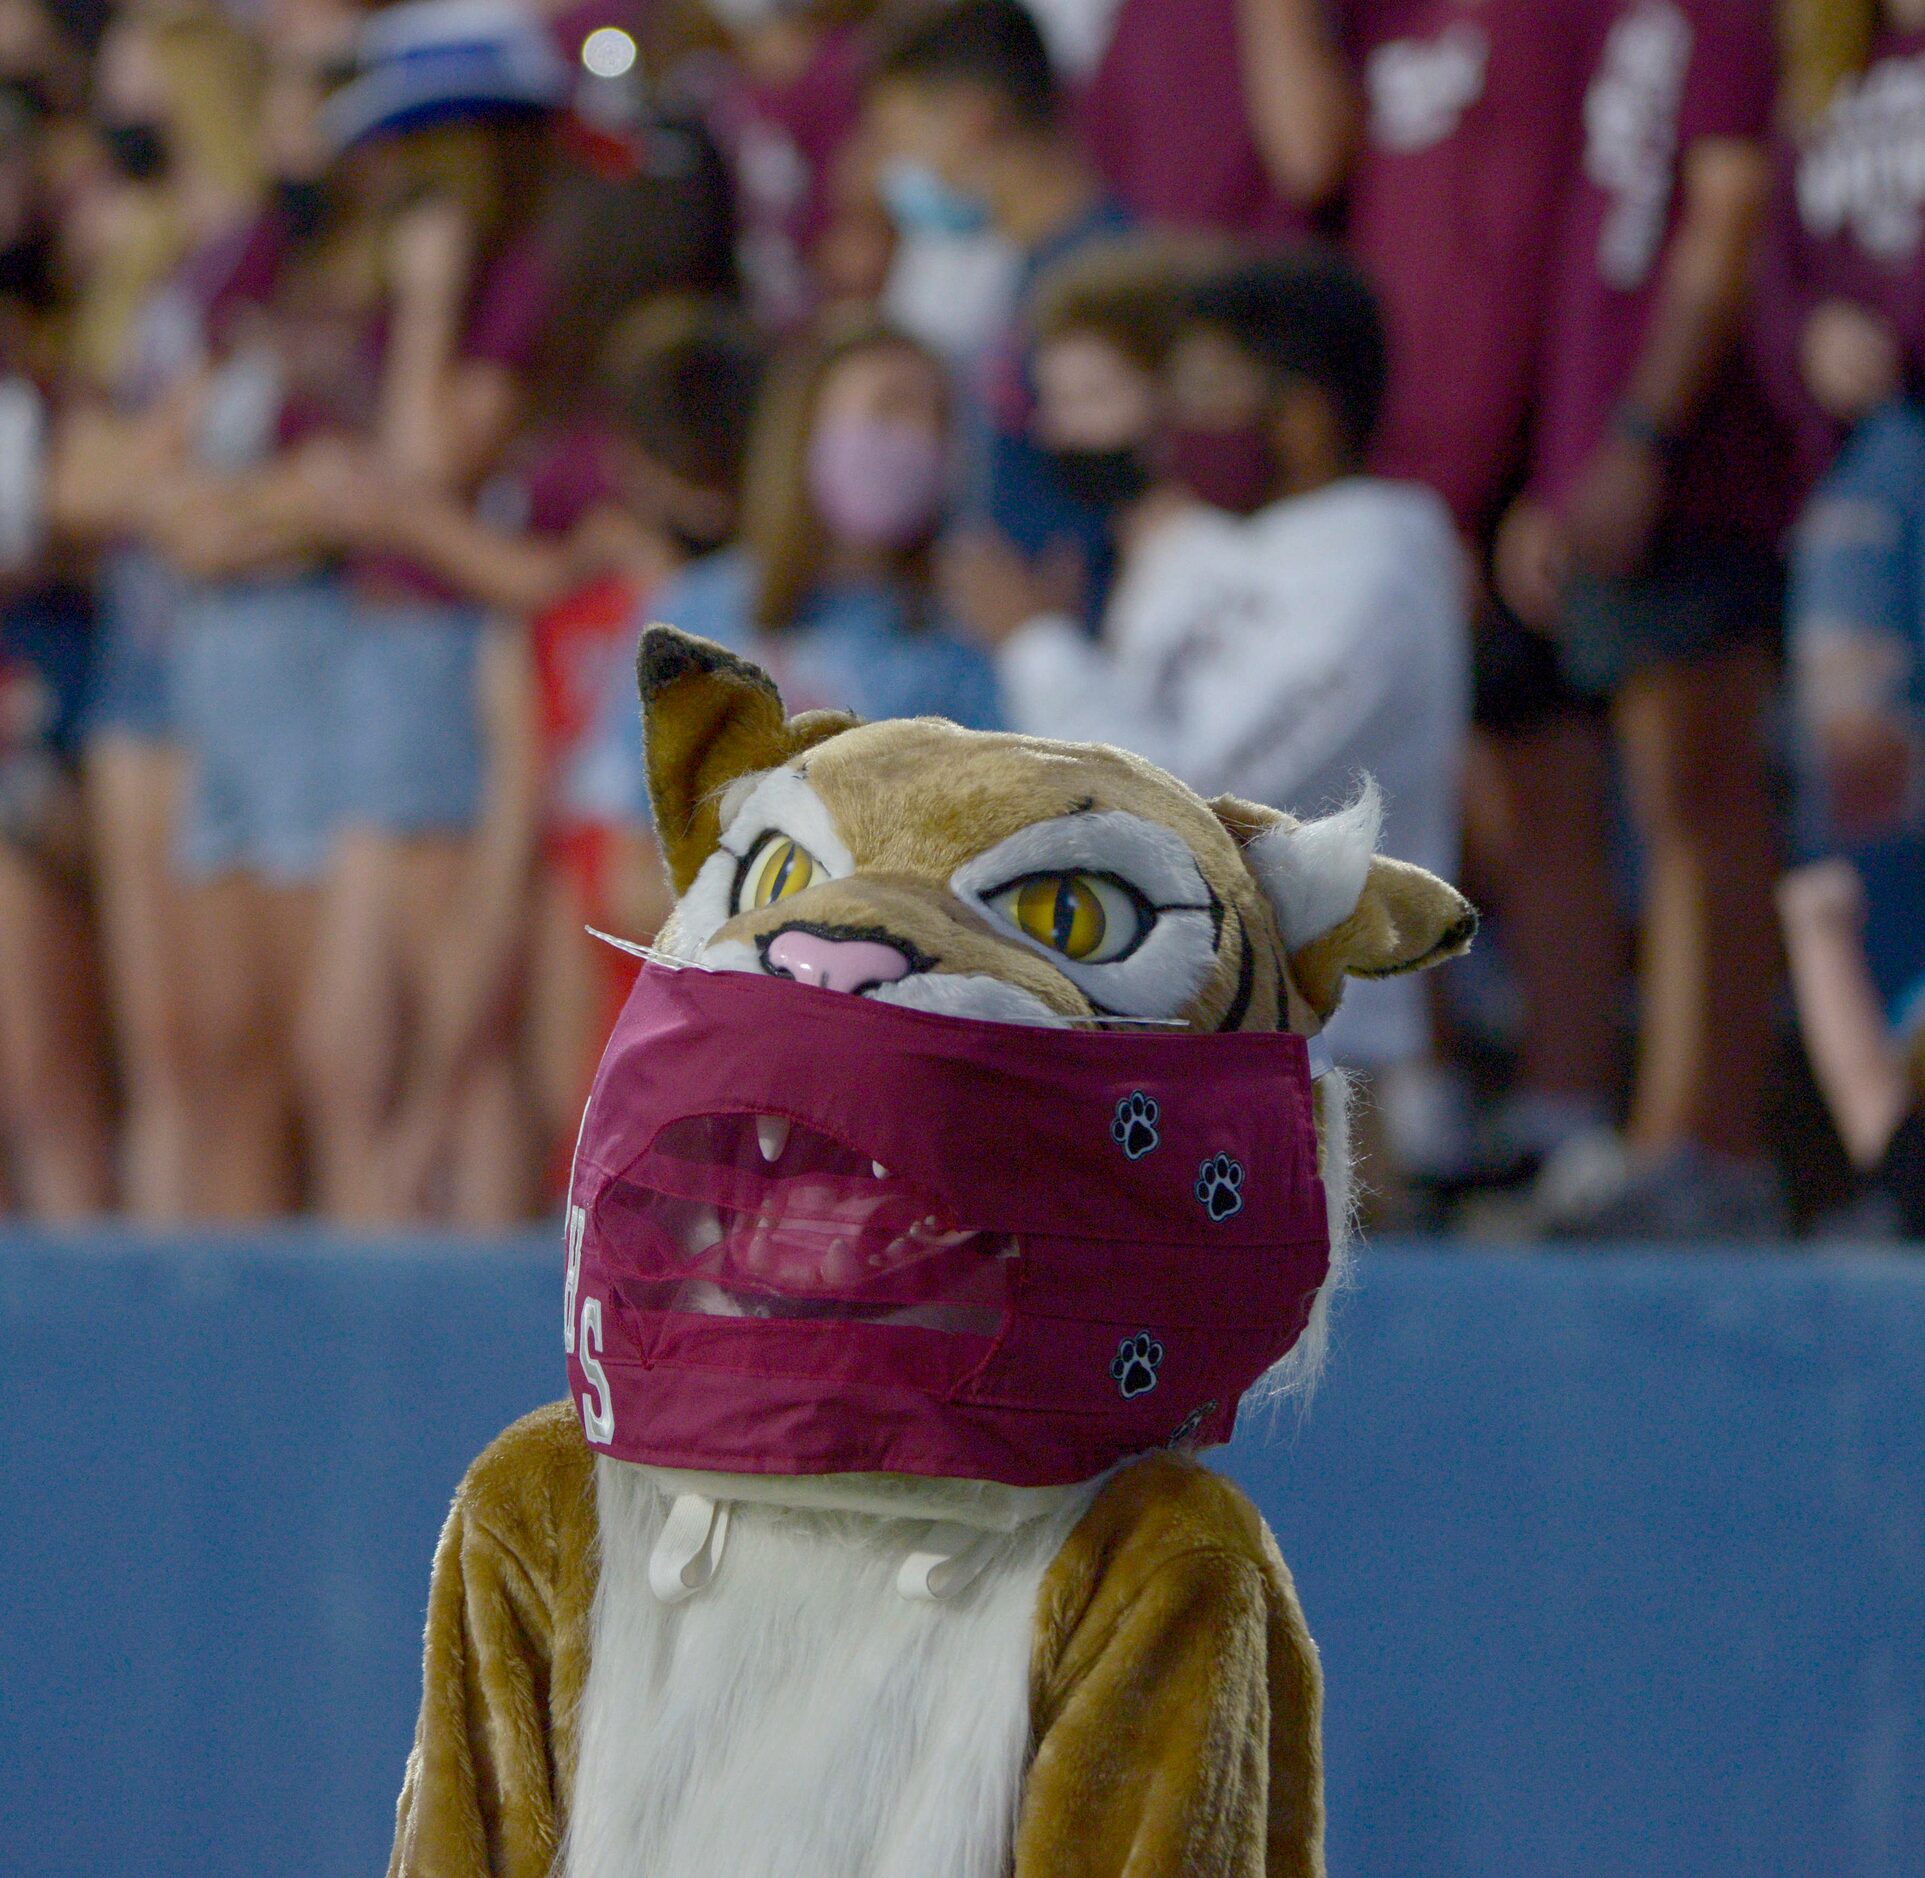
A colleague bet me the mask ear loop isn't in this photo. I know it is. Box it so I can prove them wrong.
[650,1493,731,1603]
[897,1522,1005,1602]
[587,930,720,971]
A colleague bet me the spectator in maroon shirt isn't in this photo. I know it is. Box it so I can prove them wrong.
[1755,1,1925,494]
[1344,0,1595,534]
[285,154,552,1228]
[1340,0,1622,1181]
[143,2,567,1227]
[1496,0,1791,1238]
[1079,0,1352,241]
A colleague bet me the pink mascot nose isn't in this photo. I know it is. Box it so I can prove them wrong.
[765,929,916,995]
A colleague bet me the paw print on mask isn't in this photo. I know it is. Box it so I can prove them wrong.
[1110,1331,1164,1399]
[1110,1091,1160,1160]
[1195,1153,1245,1221]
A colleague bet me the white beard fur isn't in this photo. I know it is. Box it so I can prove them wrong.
[562,1461,1100,1878]
[1257,1065,1355,1407]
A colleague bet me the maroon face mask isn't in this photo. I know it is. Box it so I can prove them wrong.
[1162,423,1280,517]
[565,961,1332,1488]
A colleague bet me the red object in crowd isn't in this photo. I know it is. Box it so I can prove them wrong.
[531,570,637,924]
[530,569,646,1042]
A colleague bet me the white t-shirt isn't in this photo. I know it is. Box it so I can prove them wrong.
[997,478,1470,1068]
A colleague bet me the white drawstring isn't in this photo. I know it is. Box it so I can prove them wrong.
[896,1522,1004,1602]
[648,1493,1009,1605]
[649,1493,731,1604]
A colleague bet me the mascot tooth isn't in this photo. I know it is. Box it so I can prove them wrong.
[389,627,1476,1878]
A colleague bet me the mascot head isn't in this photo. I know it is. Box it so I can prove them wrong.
[641,626,1475,1044]
[566,622,1477,1524]
[592,611,1478,1393]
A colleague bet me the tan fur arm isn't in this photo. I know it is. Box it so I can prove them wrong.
[1016,1457,1325,1878]
[390,1405,598,1878]
[389,1500,558,1878]
[1255,1528,1327,1875]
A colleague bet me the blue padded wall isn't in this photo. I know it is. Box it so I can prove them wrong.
[3,1234,1920,1877]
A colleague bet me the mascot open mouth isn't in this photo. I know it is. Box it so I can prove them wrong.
[597,1111,1014,1334]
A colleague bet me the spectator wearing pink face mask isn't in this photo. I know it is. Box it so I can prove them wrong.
[578,319,1000,829]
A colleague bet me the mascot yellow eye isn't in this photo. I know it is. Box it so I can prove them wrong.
[738,835,821,913]
[992,873,1146,964]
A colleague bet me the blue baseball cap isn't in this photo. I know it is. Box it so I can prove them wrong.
[323,0,569,152]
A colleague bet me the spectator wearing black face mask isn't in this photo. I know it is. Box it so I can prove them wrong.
[954,246,1468,852]
[944,233,1236,672]
[952,248,1473,1187]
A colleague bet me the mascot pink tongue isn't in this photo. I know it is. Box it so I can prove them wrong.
[566,961,1331,1488]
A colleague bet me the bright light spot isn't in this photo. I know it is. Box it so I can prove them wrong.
[581,26,637,79]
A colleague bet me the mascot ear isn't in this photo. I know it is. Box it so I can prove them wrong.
[639,625,858,894]
[1213,782,1477,1025]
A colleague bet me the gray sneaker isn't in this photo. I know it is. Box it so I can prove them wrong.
[1528,1132,1790,1242]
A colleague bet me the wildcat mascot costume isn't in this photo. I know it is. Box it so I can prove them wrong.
[389,627,1474,1878]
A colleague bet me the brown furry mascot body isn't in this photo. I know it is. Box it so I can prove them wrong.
[390,628,1473,1878]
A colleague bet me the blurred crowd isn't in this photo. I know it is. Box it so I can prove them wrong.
[0,0,1918,1241]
